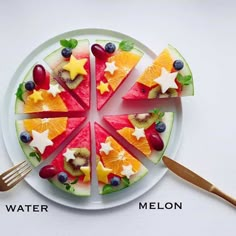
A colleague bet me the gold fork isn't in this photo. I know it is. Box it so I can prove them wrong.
[0,161,32,191]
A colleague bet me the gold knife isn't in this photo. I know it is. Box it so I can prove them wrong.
[162,156,236,207]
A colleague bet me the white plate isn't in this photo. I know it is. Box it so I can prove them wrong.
[1,28,183,210]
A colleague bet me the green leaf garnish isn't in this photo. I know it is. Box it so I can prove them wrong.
[102,184,114,194]
[119,40,134,51]
[121,177,130,187]
[177,74,192,86]
[149,108,165,124]
[60,38,78,49]
[64,183,71,190]
[29,152,41,162]
[15,82,25,102]
[70,177,79,185]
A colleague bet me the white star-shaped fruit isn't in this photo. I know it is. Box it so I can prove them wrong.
[99,141,113,155]
[63,148,76,162]
[132,127,145,140]
[47,84,62,97]
[29,130,53,154]
[121,164,135,179]
[104,61,117,75]
[154,67,178,93]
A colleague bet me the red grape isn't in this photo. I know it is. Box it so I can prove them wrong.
[91,44,108,60]
[33,64,49,90]
[39,165,58,179]
[149,133,164,151]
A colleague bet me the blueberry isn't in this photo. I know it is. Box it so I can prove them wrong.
[61,48,72,58]
[20,131,32,143]
[110,176,121,186]
[173,60,184,71]
[57,172,68,183]
[105,42,116,54]
[155,122,166,133]
[25,81,36,91]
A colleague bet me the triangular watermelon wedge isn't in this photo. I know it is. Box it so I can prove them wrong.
[44,39,91,109]
[47,123,91,196]
[94,122,148,195]
[15,65,85,114]
[94,40,143,110]
[15,117,86,167]
[123,45,194,100]
[104,109,174,164]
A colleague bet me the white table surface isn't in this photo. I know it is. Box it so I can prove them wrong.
[0,0,235,235]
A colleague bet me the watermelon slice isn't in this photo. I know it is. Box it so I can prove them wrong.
[44,39,91,109]
[16,117,85,167]
[47,123,91,196]
[94,122,148,194]
[94,40,143,110]
[123,44,194,100]
[104,109,174,164]
[15,65,85,114]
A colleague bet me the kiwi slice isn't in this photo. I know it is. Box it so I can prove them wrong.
[148,86,161,99]
[128,113,159,129]
[54,62,84,89]
[64,148,90,177]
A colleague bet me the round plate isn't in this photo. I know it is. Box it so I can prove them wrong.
[1,28,183,210]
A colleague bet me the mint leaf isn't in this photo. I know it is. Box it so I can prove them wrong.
[15,82,25,102]
[121,177,130,187]
[102,184,114,194]
[29,152,41,162]
[64,183,71,190]
[60,39,71,48]
[70,177,79,185]
[149,108,165,124]
[119,40,134,51]
[177,74,192,86]
[69,39,78,49]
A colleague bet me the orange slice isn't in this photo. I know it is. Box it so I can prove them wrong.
[137,49,173,87]
[100,136,141,176]
[24,117,67,140]
[24,90,67,113]
[105,51,141,91]
[117,127,151,156]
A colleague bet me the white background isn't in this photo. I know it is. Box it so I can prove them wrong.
[0,0,235,235]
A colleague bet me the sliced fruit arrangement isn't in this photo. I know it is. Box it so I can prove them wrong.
[94,122,148,194]
[44,38,91,109]
[91,40,143,110]
[39,123,91,196]
[123,44,194,100]
[16,117,85,167]
[15,64,85,114]
[104,108,174,164]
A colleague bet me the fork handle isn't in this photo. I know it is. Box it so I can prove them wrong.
[211,186,236,206]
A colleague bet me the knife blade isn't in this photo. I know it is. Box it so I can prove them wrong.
[162,156,236,207]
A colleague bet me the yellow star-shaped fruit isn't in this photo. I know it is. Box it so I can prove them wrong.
[96,161,112,184]
[63,55,87,80]
[97,81,110,95]
[28,90,43,103]
[80,166,90,183]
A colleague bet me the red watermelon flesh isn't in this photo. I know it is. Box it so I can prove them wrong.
[94,122,108,153]
[123,83,151,100]
[104,115,133,130]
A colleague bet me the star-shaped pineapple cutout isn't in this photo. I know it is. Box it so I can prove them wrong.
[132,127,145,140]
[154,67,178,93]
[63,148,76,162]
[96,161,112,184]
[63,55,87,80]
[29,130,53,154]
[47,84,62,97]
[104,61,117,75]
[97,81,110,95]
[99,141,113,155]
[121,164,134,179]
[28,90,43,103]
[80,166,90,182]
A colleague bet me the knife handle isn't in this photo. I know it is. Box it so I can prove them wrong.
[211,187,236,206]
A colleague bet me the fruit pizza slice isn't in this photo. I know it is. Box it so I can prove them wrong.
[15,64,85,114]
[94,122,148,195]
[44,39,91,109]
[39,123,91,196]
[91,40,143,110]
[16,117,85,167]
[123,45,194,100]
[104,109,174,164]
